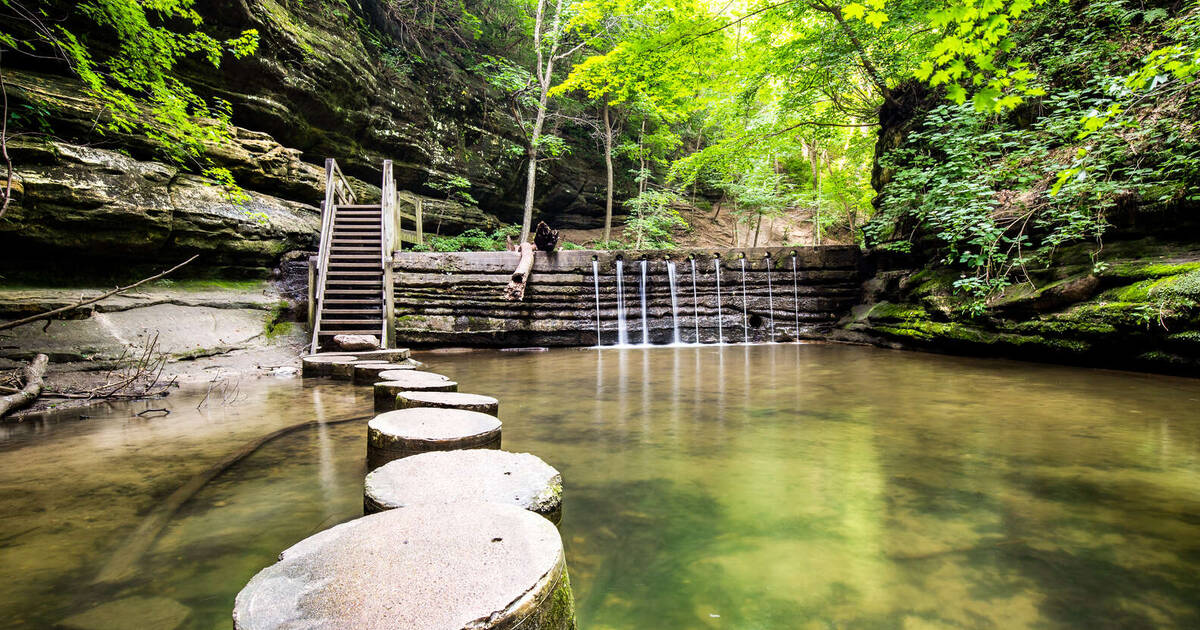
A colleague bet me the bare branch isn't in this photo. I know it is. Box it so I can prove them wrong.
[0,255,198,332]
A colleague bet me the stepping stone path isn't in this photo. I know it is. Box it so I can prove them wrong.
[395,391,499,415]
[367,407,500,470]
[374,371,458,411]
[277,348,575,627]
[365,450,562,523]
[233,502,574,630]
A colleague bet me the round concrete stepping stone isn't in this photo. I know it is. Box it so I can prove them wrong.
[367,408,499,470]
[352,361,417,385]
[331,359,389,380]
[373,372,458,411]
[233,503,575,630]
[396,391,499,415]
[365,450,562,523]
[347,348,410,362]
[301,354,356,377]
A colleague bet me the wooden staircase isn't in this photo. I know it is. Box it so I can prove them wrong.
[310,159,422,353]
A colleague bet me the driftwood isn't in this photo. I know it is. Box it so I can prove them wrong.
[0,255,197,332]
[534,220,559,253]
[504,241,536,301]
[0,353,47,417]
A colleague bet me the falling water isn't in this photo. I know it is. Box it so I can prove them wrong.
[740,257,749,343]
[714,256,724,344]
[765,254,775,342]
[592,259,602,346]
[689,257,700,344]
[639,259,649,345]
[666,260,681,345]
[615,258,628,346]
[792,254,800,340]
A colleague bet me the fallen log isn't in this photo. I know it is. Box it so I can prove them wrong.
[504,241,536,301]
[0,353,48,417]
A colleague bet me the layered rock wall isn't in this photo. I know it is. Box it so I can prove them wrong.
[392,247,864,347]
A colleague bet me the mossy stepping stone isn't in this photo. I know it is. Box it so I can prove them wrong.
[300,354,356,377]
[367,408,499,470]
[395,391,499,415]
[352,361,417,385]
[233,503,575,630]
[373,372,457,411]
[365,450,562,523]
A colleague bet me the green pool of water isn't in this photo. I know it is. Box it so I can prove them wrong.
[2,344,1199,629]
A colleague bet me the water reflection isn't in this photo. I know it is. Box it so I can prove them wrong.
[1,345,1199,629]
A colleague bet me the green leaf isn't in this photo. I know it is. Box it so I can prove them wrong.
[841,3,868,20]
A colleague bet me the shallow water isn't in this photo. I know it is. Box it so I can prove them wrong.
[2,344,1200,629]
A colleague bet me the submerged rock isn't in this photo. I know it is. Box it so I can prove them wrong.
[59,596,190,630]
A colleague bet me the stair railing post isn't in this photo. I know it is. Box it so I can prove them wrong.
[380,160,397,349]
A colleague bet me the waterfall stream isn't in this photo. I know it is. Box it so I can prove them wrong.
[615,258,628,346]
[592,259,602,346]
[714,257,724,344]
[740,257,749,343]
[765,254,775,342]
[666,260,681,345]
[792,254,800,340]
[689,257,699,344]
[639,260,649,346]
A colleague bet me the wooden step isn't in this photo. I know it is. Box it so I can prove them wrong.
[319,320,383,326]
[320,309,382,315]
[323,289,382,295]
[322,299,382,305]
[336,204,383,209]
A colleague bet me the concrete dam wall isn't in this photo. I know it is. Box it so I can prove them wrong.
[392,247,864,347]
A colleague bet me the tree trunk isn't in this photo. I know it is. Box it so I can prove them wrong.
[0,353,48,417]
[637,119,647,196]
[603,102,614,243]
[808,141,821,246]
[753,212,763,247]
[505,242,537,301]
[518,0,560,245]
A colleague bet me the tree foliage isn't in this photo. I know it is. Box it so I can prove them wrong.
[1,0,258,167]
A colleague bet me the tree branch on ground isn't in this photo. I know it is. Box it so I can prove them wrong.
[0,353,47,417]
